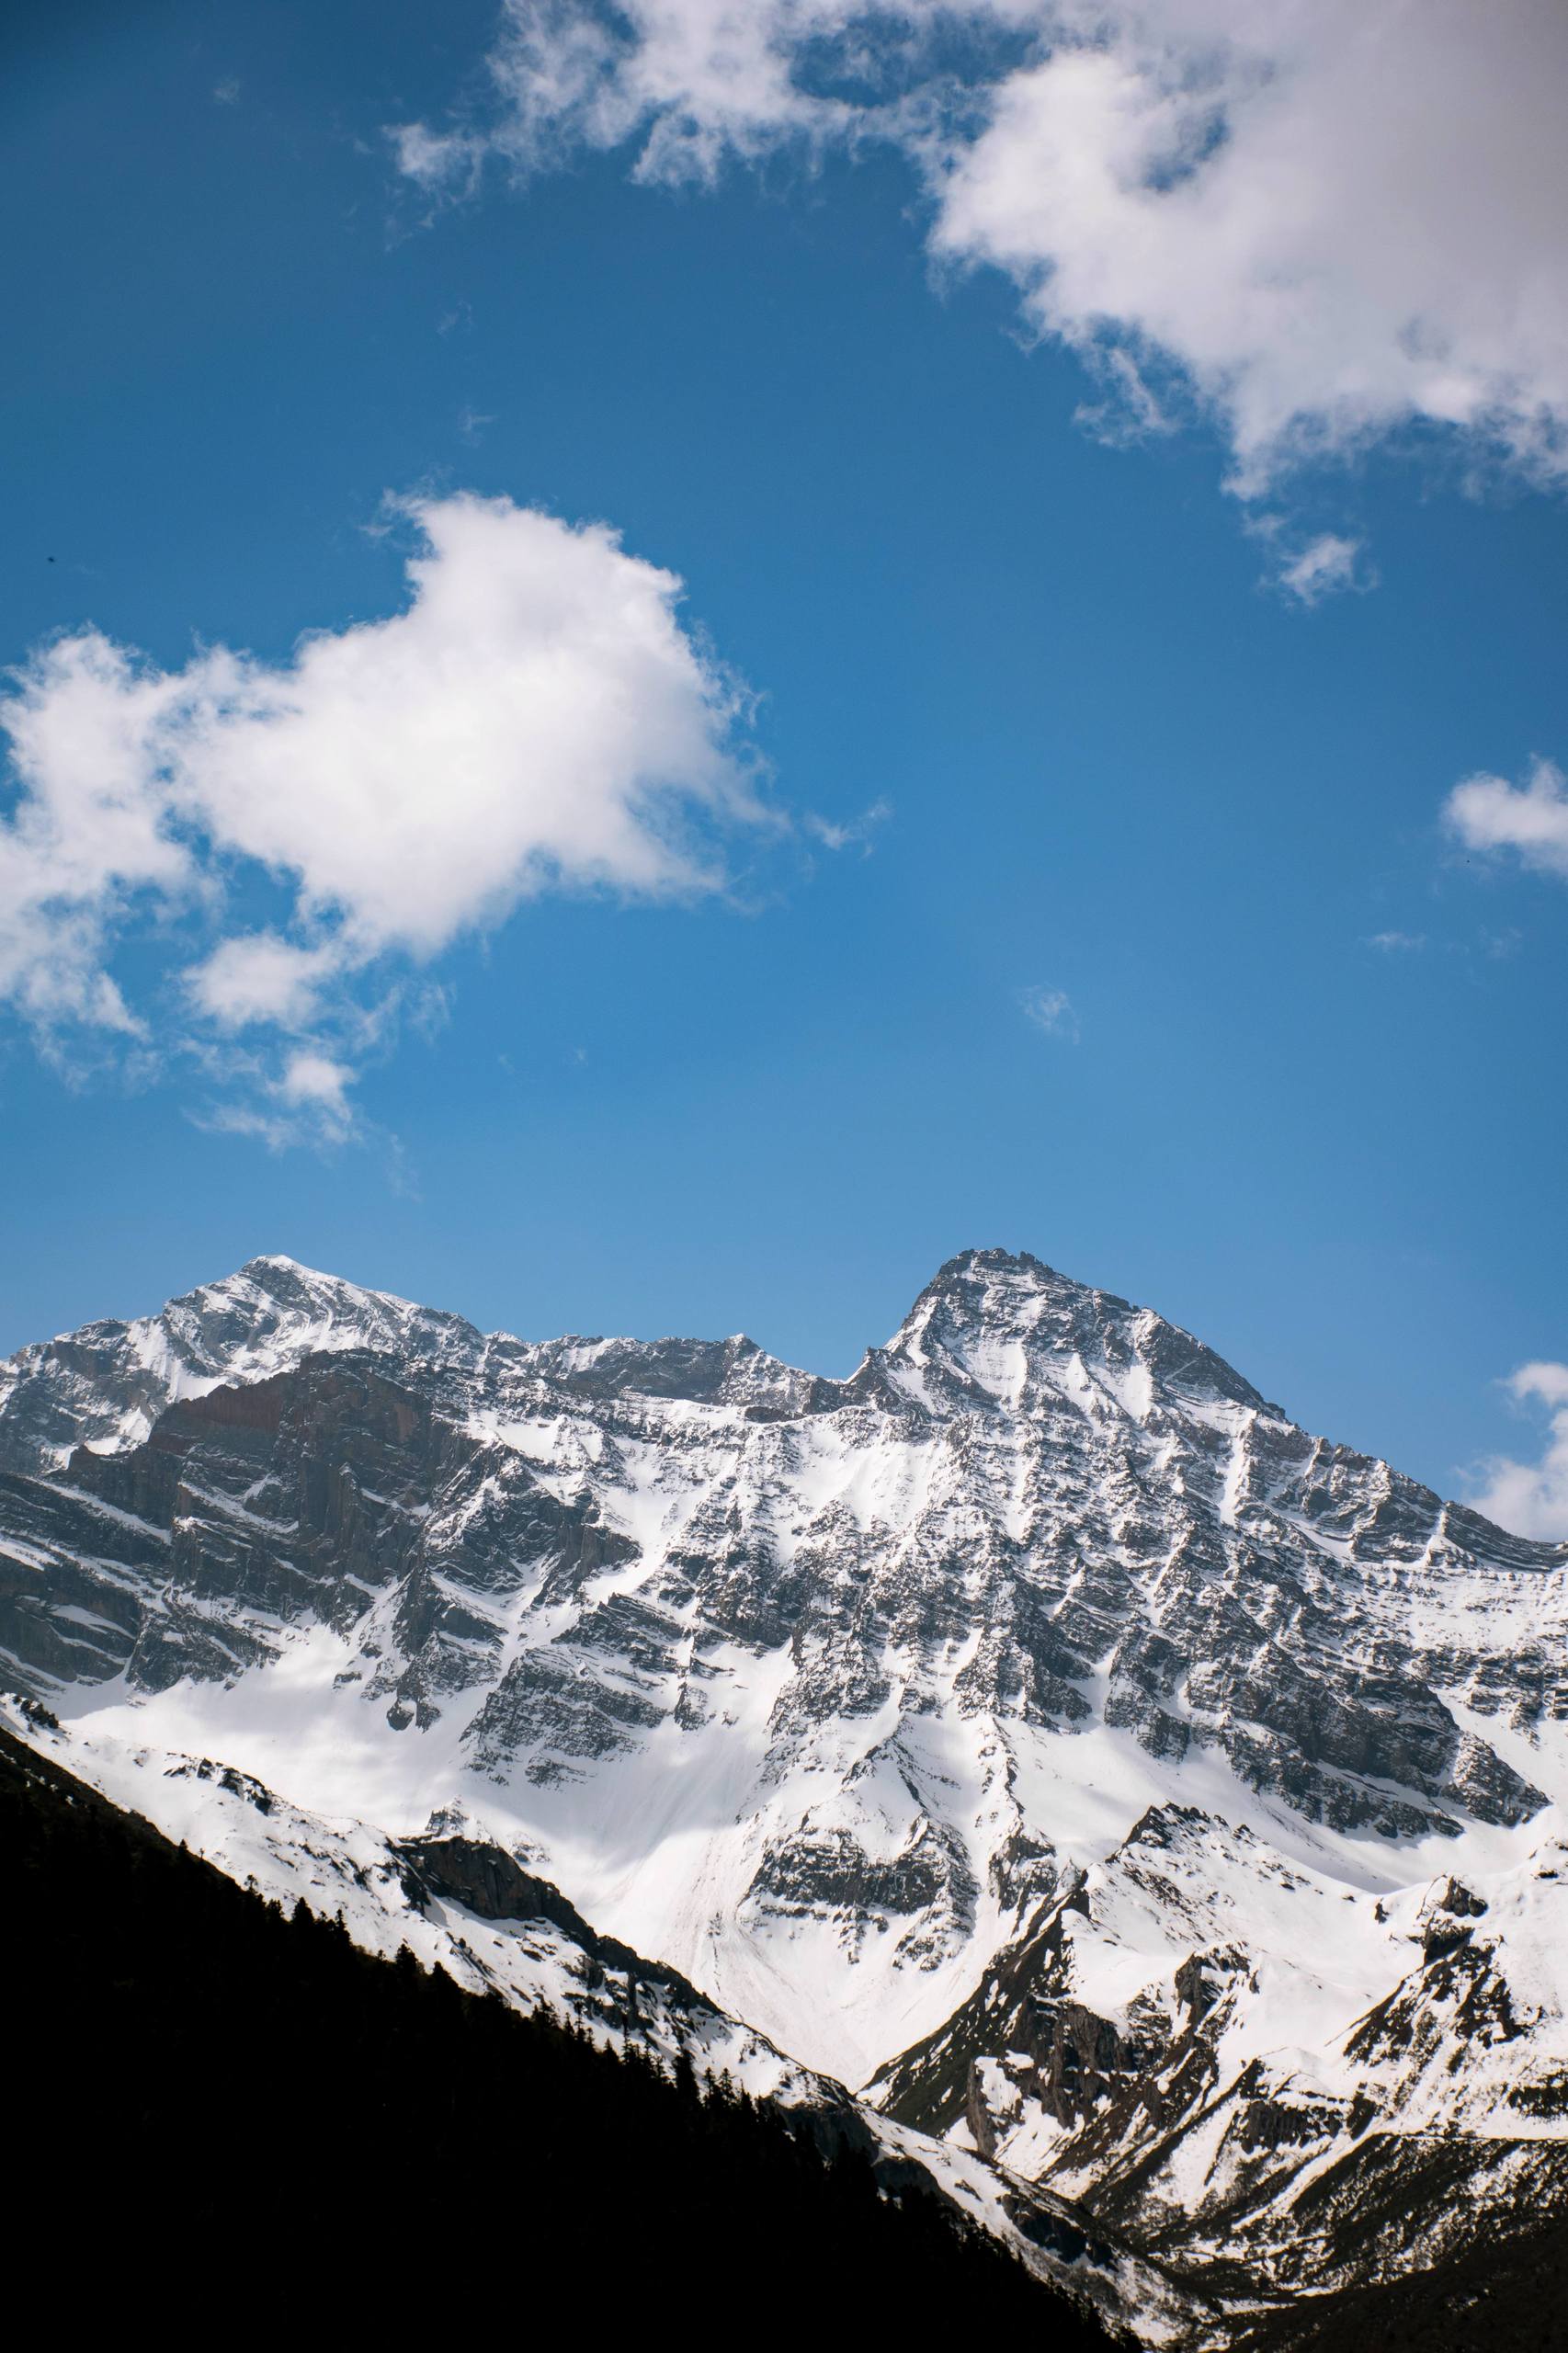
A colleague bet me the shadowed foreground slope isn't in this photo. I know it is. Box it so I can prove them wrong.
[2,1722,1111,2338]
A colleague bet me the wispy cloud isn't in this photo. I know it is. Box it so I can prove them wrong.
[199,1048,358,1152]
[0,493,767,1143]
[386,121,485,199]
[1464,1363,1568,1541]
[1272,533,1369,607]
[1021,984,1079,1042]
[1366,929,1426,954]
[804,798,892,856]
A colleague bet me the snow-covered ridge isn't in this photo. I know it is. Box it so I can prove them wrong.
[0,1245,1304,1466]
[872,1796,1568,2302]
[0,1255,489,1472]
[0,1252,847,1473]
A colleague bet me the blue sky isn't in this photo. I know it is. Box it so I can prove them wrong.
[3,0,1567,1523]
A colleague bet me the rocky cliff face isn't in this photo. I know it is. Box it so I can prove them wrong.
[3,1247,1565,2341]
[869,1799,1568,2313]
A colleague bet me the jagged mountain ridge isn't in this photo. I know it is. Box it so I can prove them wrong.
[0,1251,830,1471]
[3,1246,1566,2339]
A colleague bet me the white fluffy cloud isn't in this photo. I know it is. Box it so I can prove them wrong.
[1445,757,1568,884]
[184,934,338,1032]
[1467,1363,1568,1542]
[396,3,1568,495]
[0,493,760,1135]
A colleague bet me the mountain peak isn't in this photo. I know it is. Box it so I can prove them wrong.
[926,1244,1084,1290]
[887,1246,1282,1421]
[232,1252,407,1305]
[0,1251,489,1476]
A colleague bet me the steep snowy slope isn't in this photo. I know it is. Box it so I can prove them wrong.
[0,1686,807,2090]
[871,1800,1568,2309]
[2,1246,1565,2331]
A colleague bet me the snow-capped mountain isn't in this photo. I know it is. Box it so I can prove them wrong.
[4,1246,1565,2340]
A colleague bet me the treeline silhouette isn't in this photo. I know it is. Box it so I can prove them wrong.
[4,1723,1113,2339]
